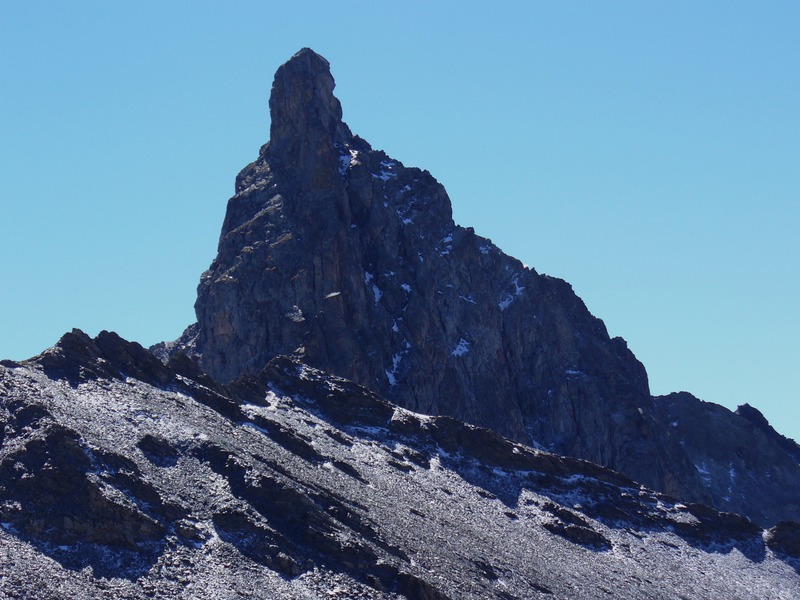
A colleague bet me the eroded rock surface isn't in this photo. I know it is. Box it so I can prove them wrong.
[171,48,704,505]
[657,392,800,525]
[1,331,798,598]
[162,48,800,527]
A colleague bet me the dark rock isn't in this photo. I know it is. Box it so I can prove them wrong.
[542,521,612,551]
[34,328,119,383]
[0,422,166,549]
[658,391,800,525]
[137,434,180,467]
[765,521,800,558]
[34,328,172,387]
[173,48,706,509]
[93,330,173,386]
[736,402,800,461]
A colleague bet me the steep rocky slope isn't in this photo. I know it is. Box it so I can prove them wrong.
[164,48,800,525]
[656,392,800,526]
[2,331,799,598]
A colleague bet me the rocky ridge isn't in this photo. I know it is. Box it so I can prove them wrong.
[1,330,799,598]
[165,48,800,525]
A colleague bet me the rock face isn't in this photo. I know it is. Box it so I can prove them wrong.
[657,392,800,526]
[174,48,707,505]
[166,48,800,526]
[2,331,799,598]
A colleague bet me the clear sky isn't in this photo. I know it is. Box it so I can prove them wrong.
[2,2,798,442]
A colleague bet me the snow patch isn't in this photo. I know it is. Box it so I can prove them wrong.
[373,160,398,181]
[396,209,414,225]
[498,295,513,311]
[512,273,525,295]
[385,338,411,386]
[695,463,713,487]
[338,148,360,175]
[364,272,382,303]
[243,421,270,436]
[451,338,470,357]
[437,233,454,256]
[338,154,351,175]
[286,305,305,323]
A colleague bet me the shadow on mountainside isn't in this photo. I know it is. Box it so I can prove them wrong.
[262,355,777,566]
[0,400,184,580]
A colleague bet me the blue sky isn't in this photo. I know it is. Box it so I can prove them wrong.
[2,2,798,441]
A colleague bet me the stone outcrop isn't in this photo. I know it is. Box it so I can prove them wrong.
[657,392,800,525]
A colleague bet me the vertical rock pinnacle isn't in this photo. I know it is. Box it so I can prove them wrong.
[267,48,352,170]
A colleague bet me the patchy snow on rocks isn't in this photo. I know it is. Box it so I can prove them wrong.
[451,338,471,357]
[498,294,514,311]
[0,336,799,599]
[372,160,398,181]
[364,271,382,304]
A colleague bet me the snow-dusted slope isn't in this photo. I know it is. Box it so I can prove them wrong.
[1,330,798,598]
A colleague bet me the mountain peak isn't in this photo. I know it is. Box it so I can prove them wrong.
[267,48,352,165]
[172,50,800,528]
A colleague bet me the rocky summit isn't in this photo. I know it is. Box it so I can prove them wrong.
[162,48,800,526]
[2,48,799,598]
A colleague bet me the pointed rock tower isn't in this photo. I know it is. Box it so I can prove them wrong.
[169,48,706,501]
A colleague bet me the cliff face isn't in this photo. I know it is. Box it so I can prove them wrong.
[175,49,702,502]
[163,48,800,526]
[657,392,800,526]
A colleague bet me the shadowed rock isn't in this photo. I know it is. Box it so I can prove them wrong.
[172,48,714,510]
[153,49,800,528]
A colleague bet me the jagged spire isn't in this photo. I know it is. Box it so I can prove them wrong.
[179,49,800,528]
[267,48,352,166]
